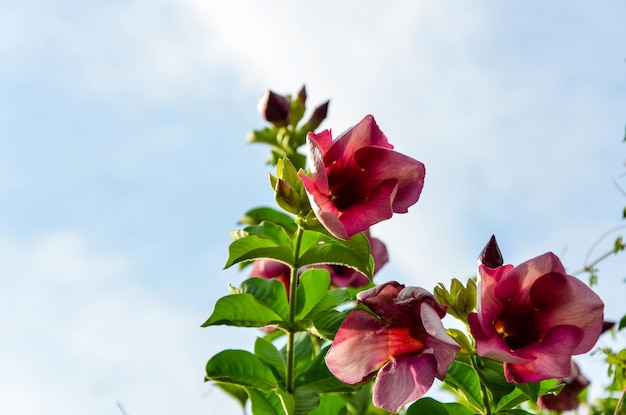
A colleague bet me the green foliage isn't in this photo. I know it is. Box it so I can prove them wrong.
[434,277,476,323]
[407,397,474,415]
[205,350,278,391]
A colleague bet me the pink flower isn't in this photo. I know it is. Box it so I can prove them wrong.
[325,282,460,413]
[299,115,425,240]
[468,252,604,383]
[315,232,389,288]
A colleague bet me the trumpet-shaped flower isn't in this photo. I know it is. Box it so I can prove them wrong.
[325,282,460,413]
[299,115,425,240]
[468,252,604,383]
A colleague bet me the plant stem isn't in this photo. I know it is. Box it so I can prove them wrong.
[614,385,626,415]
[470,356,492,415]
[286,226,304,393]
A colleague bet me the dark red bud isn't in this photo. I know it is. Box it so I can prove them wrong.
[258,90,290,125]
[297,85,307,104]
[479,235,503,268]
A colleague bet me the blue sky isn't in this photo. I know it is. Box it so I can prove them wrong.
[1,1,625,414]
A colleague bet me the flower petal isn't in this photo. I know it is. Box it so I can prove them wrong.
[372,353,437,413]
[325,310,391,384]
[529,272,604,354]
[504,324,583,383]
[354,146,425,213]
[421,302,461,378]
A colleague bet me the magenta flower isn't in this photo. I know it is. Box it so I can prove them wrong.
[325,282,460,413]
[468,252,604,383]
[315,231,389,288]
[299,115,425,240]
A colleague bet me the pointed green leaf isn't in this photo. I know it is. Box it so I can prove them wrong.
[247,388,288,415]
[240,277,290,320]
[255,337,286,381]
[297,231,373,279]
[206,350,278,391]
[473,357,515,404]
[408,398,475,415]
[295,269,331,319]
[201,293,284,328]
[495,388,527,412]
[239,207,298,234]
[443,360,484,412]
[225,221,294,268]
[290,332,314,375]
[225,236,293,268]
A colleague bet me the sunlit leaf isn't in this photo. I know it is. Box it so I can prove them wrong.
[255,337,286,381]
[205,350,278,391]
[239,206,298,234]
[247,388,288,415]
[240,277,290,321]
[443,360,484,412]
[297,231,373,279]
[201,294,285,328]
[407,397,474,415]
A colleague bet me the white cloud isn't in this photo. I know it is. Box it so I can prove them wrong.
[0,231,247,415]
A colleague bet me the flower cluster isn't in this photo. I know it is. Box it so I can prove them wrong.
[203,87,617,415]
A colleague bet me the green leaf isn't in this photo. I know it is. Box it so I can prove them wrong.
[255,337,286,381]
[295,269,331,318]
[516,378,559,404]
[619,314,626,331]
[225,222,294,268]
[225,236,293,268]
[407,397,473,415]
[293,388,320,415]
[247,388,288,415]
[501,410,535,415]
[295,346,354,393]
[473,357,515,404]
[297,231,373,279]
[281,332,315,376]
[307,395,347,415]
[215,383,248,408]
[495,388,527,412]
[240,277,290,321]
[296,309,350,340]
[443,360,484,412]
[201,293,285,328]
[206,350,278,391]
[239,207,297,234]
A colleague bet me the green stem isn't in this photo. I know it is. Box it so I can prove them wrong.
[470,356,493,415]
[286,226,304,393]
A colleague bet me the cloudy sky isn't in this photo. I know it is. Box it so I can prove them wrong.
[1,1,625,414]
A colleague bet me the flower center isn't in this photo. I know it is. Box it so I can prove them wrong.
[327,164,368,211]
[494,307,542,350]
[387,326,426,357]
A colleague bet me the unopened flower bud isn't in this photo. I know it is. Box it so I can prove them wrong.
[257,90,290,126]
[478,235,503,268]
